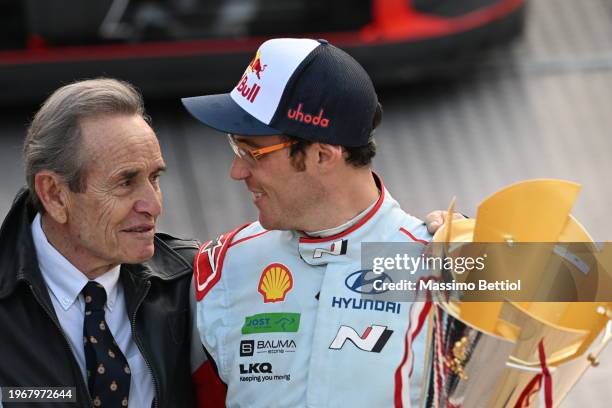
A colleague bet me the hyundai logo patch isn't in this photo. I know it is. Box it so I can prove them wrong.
[345,270,393,295]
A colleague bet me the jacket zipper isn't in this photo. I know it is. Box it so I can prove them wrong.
[28,284,93,408]
[130,280,161,408]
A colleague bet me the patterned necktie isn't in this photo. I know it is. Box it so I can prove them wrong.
[82,281,131,407]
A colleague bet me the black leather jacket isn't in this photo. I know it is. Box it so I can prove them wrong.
[0,189,199,407]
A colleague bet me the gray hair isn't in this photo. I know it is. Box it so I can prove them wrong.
[23,78,148,212]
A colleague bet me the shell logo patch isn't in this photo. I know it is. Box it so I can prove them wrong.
[258,263,293,303]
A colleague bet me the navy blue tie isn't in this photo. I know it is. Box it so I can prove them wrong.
[82,281,131,407]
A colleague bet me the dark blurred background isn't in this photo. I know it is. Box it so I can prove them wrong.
[1,0,611,404]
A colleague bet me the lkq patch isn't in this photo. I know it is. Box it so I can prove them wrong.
[239,362,272,374]
[238,362,291,383]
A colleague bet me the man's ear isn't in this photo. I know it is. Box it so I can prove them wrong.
[34,171,70,224]
[312,143,344,169]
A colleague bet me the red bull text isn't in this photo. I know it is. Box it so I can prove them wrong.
[236,75,261,103]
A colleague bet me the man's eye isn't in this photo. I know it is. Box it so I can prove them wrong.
[119,180,132,188]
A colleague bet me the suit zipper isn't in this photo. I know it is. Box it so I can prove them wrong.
[28,284,93,408]
[130,280,161,408]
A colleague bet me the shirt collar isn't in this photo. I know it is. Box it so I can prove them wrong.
[304,198,378,238]
[90,264,121,312]
[298,173,395,266]
[31,213,120,311]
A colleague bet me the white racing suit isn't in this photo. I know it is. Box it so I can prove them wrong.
[192,176,431,407]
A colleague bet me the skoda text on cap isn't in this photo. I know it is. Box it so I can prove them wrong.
[181,38,379,147]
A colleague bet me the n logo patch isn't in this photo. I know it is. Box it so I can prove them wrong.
[313,239,348,259]
[329,325,393,353]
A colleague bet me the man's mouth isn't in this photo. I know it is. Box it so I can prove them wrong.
[122,224,155,233]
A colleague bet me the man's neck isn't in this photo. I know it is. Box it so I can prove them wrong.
[302,169,379,233]
[305,198,378,238]
[40,214,117,280]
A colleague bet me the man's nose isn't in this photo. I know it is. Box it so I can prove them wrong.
[230,156,251,180]
[134,182,162,217]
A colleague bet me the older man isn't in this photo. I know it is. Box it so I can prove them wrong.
[183,38,455,407]
[0,79,198,407]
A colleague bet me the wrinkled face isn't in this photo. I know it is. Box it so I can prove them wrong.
[64,114,165,267]
[229,135,324,231]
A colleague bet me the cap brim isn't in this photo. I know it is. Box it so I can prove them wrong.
[181,93,281,136]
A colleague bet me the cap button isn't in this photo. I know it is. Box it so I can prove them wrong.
[317,39,329,45]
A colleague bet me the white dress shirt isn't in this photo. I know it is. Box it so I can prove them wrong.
[31,213,154,407]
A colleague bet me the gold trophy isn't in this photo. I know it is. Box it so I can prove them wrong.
[420,179,612,407]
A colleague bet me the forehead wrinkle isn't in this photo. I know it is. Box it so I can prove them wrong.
[106,134,160,159]
[90,146,157,178]
[80,114,159,159]
[88,138,162,178]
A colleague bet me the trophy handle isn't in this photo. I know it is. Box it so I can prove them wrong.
[545,320,612,406]
[585,320,612,367]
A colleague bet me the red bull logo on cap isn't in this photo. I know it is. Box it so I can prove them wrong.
[247,51,267,79]
[235,51,266,103]
[236,75,261,103]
